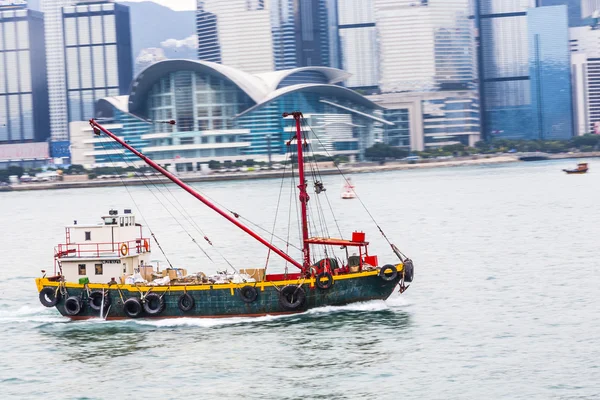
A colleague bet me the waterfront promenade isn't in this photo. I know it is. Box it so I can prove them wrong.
[1,154,520,192]
[3,151,600,192]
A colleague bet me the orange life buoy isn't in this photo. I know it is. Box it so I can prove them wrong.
[143,239,149,252]
[120,243,129,256]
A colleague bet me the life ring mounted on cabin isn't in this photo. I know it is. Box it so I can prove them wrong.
[143,239,149,252]
[120,243,129,256]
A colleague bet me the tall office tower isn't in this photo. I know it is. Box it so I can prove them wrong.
[42,0,74,141]
[375,0,475,93]
[539,0,589,26]
[197,0,334,72]
[271,0,297,69]
[0,3,50,143]
[294,0,327,66]
[528,6,573,139]
[62,0,133,123]
[196,1,221,63]
[570,22,600,134]
[337,0,378,89]
[196,0,274,73]
[475,1,572,139]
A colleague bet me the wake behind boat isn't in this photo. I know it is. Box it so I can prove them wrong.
[36,112,414,320]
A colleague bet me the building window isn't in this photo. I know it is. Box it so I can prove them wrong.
[85,231,91,241]
[180,137,194,145]
[78,264,86,275]
[95,264,103,275]
[216,136,223,143]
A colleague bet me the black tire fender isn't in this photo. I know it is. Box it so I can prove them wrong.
[39,287,61,307]
[178,293,195,312]
[64,296,83,316]
[123,297,143,318]
[239,285,258,303]
[403,259,414,283]
[88,290,111,311]
[279,285,306,311]
[143,293,165,315]
[316,272,334,290]
[379,264,398,282]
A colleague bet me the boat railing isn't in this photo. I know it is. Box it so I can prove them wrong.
[54,238,151,259]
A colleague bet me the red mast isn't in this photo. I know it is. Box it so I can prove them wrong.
[88,119,304,271]
[283,112,311,270]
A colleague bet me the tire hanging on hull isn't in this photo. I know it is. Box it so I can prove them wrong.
[178,293,195,312]
[279,285,306,311]
[39,287,61,307]
[143,293,165,315]
[124,297,143,318]
[379,265,398,282]
[64,296,83,316]
[239,285,258,303]
[88,290,111,311]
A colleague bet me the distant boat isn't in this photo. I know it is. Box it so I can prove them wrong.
[519,152,549,161]
[563,162,588,174]
[341,178,356,199]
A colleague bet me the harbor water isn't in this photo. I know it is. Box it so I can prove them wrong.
[1,159,599,399]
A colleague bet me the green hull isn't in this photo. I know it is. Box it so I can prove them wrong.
[37,272,402,320]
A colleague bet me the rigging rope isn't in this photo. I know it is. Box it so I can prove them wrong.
[100,138,213,261]
[97,138,174,269]
[300,116,398,250]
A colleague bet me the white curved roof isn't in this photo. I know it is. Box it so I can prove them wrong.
[107,60,383,121]
[255,67,352,92]
[236,84,383,118]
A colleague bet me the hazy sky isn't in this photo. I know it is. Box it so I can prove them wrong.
[124,0,196,11]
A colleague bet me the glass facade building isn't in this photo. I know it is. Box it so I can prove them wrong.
[41,0,74,141]
[197,0,335,73]
[375,0,475,93]
[62,1,133,124]
[337,0,378,89]
[0,6,50,143]
[528,6,573,140]
[86,60,386,168]
[476,1,573,139]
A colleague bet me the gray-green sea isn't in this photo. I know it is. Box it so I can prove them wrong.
[1,159,599,399]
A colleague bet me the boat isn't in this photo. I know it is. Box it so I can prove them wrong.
[341,178,356,199]
[35,112,414,320]
[563,162,588,174]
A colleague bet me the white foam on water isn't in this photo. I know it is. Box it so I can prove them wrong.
[385,293,412,308]
[105,300,395,329]
[304,300,390,315]
[0,305,68,325]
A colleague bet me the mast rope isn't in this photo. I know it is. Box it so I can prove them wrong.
[100,138,213,261]
[97,138,174,268]
[99,137,245,272]
[300,116,399,249]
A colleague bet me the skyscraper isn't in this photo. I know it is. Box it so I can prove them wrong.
[337,0,378,89]
[196,0,274,73]
[368,0,480,150]
[196,0,335,72]
[528,6,573,139]
[0,3,50,144]
[62,0,133,123]
[41,0,74,141]
[539,0,590,26]
[475,1,573,139]
[375,0,475,93]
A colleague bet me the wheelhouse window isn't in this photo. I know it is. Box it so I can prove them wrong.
[78,264,86,275]
[85,231,91,241]
[95,264,103,275]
